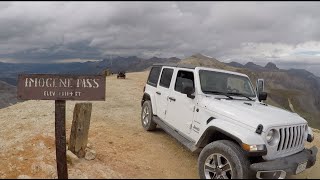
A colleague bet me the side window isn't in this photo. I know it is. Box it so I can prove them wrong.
[147,66,161,87]
[159,68,174,88]
[174,70,195,93]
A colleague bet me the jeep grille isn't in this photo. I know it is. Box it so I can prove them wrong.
[277,125,306,152]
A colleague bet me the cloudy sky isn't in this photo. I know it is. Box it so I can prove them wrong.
[0,1,320,75]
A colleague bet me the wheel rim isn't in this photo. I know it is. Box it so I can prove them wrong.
[204,153,233,179]
[142,106,149,126]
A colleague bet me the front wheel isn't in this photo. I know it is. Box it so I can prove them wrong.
[141,101,157,131]
[198,140,251,179]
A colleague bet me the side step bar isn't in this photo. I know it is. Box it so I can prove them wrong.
[152,116,199,152]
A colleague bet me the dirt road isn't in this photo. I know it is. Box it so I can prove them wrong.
[0,71,319,178]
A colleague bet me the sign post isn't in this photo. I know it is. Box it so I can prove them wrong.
[55,100,68,179]
[17,74,106,179]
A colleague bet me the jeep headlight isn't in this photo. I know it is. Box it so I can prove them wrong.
[242,144,266,151]
[266,129,276,143]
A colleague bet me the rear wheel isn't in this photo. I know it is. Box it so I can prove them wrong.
[141,101,157,131]
[198,140,251,179]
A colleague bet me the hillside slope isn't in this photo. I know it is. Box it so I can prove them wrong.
[178,53,235,71]
[0,80,18,109]
[0,72,319,178]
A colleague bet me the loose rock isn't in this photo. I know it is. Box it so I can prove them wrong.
[67,150,79,164]
[85,149,96,160]
[87,143,92,149]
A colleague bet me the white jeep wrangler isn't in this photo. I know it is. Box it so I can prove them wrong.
[141,64,317,179]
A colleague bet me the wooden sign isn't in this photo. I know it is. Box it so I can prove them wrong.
[17,74,106,179]
[17,74,106,101]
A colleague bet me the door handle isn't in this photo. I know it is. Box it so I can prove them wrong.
[168,97,176,101]
[156,91,161,95]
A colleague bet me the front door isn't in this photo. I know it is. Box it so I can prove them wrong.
[155,67,174,121]
[166,69,196,135]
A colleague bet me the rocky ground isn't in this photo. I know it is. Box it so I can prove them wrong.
[0,71,319,178]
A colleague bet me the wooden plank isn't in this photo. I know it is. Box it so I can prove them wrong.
[69,103,92,158]
[55,100,68,179]
[17,74,106,101]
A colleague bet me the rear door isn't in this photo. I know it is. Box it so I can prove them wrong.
[145,66,162,114]
[166,69,196,135]
[155,67,174,121]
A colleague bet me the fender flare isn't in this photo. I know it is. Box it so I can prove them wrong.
[195,118,267,156]
[195,125,243,147]
[141,92,157,115]
[141,93,151,106]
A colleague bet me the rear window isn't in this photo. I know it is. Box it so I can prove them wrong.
[159,68,174,88]
[147,66,161,87]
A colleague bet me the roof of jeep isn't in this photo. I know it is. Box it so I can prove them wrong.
[152,63,249,77]
[152,63,196,69]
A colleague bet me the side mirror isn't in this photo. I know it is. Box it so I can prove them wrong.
[181,79,195,99]
[256,79,265,93]
[258,92,267,102]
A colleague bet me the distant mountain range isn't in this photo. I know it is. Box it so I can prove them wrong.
[0,54,319,128]
[0,56,180,86]
[0,56,180,109]
[227,61,280,71]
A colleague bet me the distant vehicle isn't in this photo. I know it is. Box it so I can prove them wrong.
[117,71,126,79]
[141,63,317,179]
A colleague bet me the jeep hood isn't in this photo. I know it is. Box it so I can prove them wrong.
[200,96,307,131]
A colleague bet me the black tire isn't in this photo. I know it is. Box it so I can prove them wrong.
[198,140,251,179]
[141,101,157,131]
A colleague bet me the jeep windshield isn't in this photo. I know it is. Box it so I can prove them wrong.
[199,70,256,99]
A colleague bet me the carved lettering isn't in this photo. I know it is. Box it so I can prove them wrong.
[18,75,105,101]
[93,79,99,88]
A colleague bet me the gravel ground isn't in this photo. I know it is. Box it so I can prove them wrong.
[0,71,318,178]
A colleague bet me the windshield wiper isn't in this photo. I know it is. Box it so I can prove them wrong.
[227,92,253,101]
[203,90,234,100]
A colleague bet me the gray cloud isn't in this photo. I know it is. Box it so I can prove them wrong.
[0,1,320,75]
